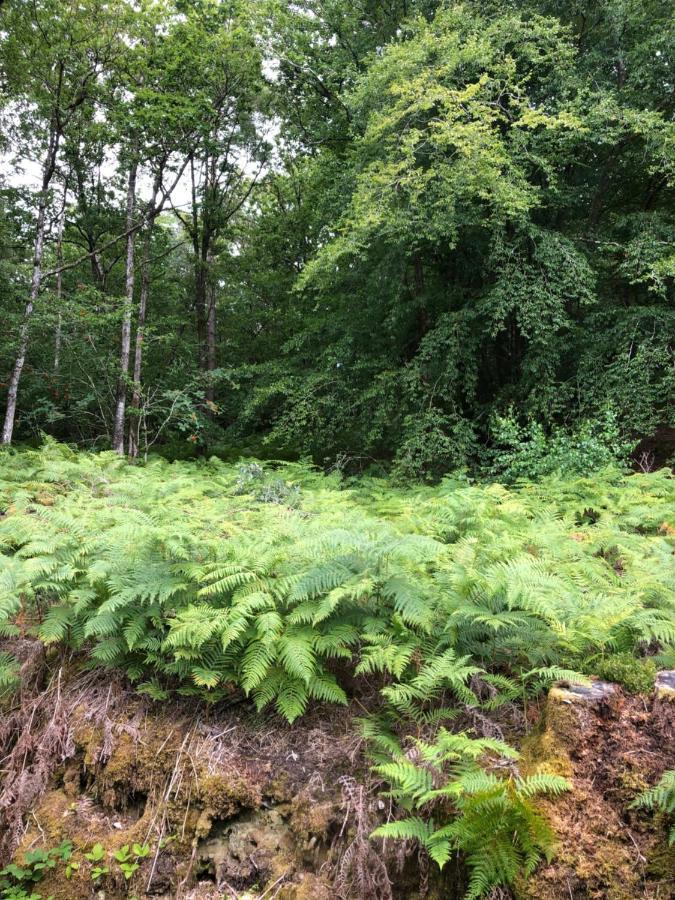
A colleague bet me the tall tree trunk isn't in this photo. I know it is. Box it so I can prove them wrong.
[128,194,158,458]
[205,247,217,406]
[53,180,68,374]
[73,163,106,288]
[112,160,138,454]
[195,258,208,370]
[191,157,209,372]
[2,123,60,445]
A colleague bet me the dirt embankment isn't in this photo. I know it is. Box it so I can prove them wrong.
[0,642,673,899]
[0,642,426,900]
[519,679,675,899]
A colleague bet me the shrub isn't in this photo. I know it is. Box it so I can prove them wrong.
[485,408,633,481]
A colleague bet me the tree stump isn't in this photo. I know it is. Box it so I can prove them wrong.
[654,670,675,701]
[522,680,622,780]
[548,679,622,722]
[654,670,674,738]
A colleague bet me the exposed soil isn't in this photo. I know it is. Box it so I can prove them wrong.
[518,680,675,899]
[0,645,427,899]
[0,645,673,899]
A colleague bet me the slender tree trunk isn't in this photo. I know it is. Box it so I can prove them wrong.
[112,160,138,454]
[205,247,217,406]
[128,208,156,458]
[190,157,209,372]
[73,163,106,288]
[2,124,60,445]
[53,181,68,374]
[195,258,208,370]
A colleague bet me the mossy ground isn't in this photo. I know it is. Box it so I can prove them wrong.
[6,672,404,898]
[518,687,674,899]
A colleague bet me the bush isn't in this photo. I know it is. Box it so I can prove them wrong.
[485,409,633,482]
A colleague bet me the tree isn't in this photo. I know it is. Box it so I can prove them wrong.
[170,0,267,411]
[0,0,128,445]
[0,0,672,469]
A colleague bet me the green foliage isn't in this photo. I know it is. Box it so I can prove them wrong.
[0,444,673,723]
[371,727,569,896]
[3,0,671,894]
[0,652,20,698]
[485,409,633,482]
[582,652,658,695]
[2,0,672,473]
[632,770,675,844]
[0,444,674,895]
[112,844,149,881]
[0,841,73,899]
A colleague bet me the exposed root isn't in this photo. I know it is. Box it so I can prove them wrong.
[333,776,394,900]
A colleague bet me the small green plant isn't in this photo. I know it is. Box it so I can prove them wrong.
[0,841,73,899]
[113,844,149,881]
[234,462,301,506]
[84,843,108,882]
[64,859,79,880]
[84,843,105,864]
[583,652,657,695]
[0,887,42,900]
[631,770,675,844]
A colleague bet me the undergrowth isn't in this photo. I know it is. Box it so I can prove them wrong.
[633,770,675,845]
[0,441,673,896]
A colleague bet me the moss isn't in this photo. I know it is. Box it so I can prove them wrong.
[93,728,172,809]
[266,774,294,804]
[13,789,152,899]
[288,788,336,845]
[647,833,675,881]
[196,771,260,819]
[584,652,657,695]
[519,696,577,779]
[655,684,675,702]
[618,768,647,793]
[520,729,573,779]
[277,872,334,900]
[72,719,103,768]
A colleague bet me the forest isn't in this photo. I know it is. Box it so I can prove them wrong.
[0,1,674,898]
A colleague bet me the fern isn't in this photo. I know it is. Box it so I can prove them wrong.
[370,726,570,897]
[632,770,675,844]
[0,651,19,696]
[0,444,673,899]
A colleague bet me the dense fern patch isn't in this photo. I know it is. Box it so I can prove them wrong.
[0,442,674,895]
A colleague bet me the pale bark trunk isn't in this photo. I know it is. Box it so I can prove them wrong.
[205,247,217,406]
[128,214,156,457]
[112,160,138,454]
[53,182,68,374]
[2,125,60,445]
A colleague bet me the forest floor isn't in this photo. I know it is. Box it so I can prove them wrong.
[0,640,673,899]
[0,446,674,898]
